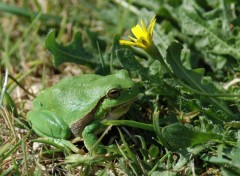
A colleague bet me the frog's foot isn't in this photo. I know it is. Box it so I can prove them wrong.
[33,137,80,153]
[82,133,107,154]
[48,138,80,153]
[82,121,107,154]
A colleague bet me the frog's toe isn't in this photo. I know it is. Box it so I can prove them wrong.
[86,143,107,154]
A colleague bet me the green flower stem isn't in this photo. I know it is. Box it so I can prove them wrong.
[146,43,240,98]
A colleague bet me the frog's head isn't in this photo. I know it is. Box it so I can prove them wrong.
[97,70,139,119]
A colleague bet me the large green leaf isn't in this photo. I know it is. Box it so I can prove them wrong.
[45,30,97,67]
[162,123,222,149]
[178,7,240,60]
[166,42,235,121]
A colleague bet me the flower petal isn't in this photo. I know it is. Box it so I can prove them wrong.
[141,19,147,32]
[120,40,144,48]
[120,15,156,50]
[148,15,156,36]
[128,36,137,42]
[131,24,144,39]
[119,40,136,45]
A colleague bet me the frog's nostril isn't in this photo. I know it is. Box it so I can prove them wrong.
[128,87,132,90]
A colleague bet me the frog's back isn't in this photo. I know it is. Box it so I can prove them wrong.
[33,74,103,124]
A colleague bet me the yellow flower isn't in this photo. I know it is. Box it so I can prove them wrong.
[120,15,156,50]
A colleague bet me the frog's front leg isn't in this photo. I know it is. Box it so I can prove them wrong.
[82,120,107,154]
[27,110,72,139]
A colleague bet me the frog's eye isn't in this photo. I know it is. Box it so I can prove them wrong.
[107,88,121,99]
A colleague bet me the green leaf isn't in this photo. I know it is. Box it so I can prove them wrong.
[179,7,240,60]
[166,42,235,121]
[45,30,97,67]
[162,123,222,149]
[201,147,240,176]
[231,147,240,167]
[148,145,159,159]
[117,49,148,75]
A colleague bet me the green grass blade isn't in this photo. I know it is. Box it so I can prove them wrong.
[0,3,61,23]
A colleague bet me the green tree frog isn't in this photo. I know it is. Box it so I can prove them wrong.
[27,70,139,153]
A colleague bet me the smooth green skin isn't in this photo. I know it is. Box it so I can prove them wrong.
[27,70,139,153]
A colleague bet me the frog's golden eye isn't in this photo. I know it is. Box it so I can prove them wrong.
[107,88,121,99]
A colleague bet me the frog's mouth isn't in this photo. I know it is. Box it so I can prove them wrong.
[105,97,138,120]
